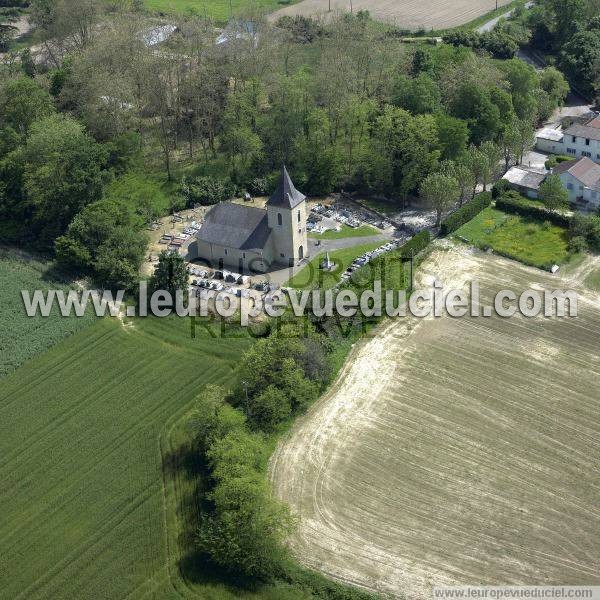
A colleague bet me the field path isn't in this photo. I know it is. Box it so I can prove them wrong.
[270,244,600,598]
[268,0,513,30]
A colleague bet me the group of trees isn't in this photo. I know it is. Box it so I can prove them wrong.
[190,384,296,581]
[187,323,337,582]
[0,75,146,289]
[516,0,600,99]
[230,322,332,432]
[0,0,576,290]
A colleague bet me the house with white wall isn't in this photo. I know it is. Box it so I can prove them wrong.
[554,157,600,211]
[536,115,600,164]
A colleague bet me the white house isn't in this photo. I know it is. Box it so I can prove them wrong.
[554,157,600,211]
[536,126,565,154]
[536,115,600,164]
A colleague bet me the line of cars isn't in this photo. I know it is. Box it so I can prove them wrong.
[340,239,406,283]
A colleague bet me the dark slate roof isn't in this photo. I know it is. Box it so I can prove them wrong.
[197,203,271,251]
[267,166,306,209]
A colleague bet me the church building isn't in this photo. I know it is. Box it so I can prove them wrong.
[188,167,308,273]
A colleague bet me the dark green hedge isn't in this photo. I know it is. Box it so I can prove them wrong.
[399,230,431,258]
[495,194,571,228]
[440,192,492,236]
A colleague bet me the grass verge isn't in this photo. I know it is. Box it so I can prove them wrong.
[584,269,600,292]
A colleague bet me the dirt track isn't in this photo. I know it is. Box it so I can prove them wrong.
[269,244,600,598]
[269,0,513,29]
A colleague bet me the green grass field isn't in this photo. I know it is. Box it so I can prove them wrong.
[286,242,382,289]
[144,0,296,21]
[0,315,256,599]
[455,207,570,269]
[0,248,97,377]
[309,224,379,240]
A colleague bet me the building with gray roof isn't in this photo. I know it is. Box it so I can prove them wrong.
[188,167,308,273]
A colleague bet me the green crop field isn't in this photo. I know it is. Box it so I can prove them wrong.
[0,248,96,377]
[455,206,571,269]
[144,0,297,21]
[0,315,257,600]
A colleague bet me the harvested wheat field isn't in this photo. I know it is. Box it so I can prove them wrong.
[270,243,600,599]
[269,0,513,29]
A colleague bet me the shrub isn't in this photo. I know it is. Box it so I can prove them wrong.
[440,192,492,235]
[398,230,431,258]
[492,178,511,199]
[180,175,237,207]
[193,387,295,581]
[569,235,588,253]
[495,193,571,228]
[545,154,575,170]
[442,30,517,58]
[569,213,600,252]
[246,176,271,196]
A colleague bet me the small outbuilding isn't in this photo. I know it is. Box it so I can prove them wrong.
[502,166,547,199]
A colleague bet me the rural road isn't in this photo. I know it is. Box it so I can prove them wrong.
[477,1,533,32]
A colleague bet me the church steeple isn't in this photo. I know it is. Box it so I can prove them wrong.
[267,165,306,209]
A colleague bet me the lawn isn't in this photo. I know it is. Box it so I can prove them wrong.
[0,315,259,600]
[144,0,298,21]
[0,248,96,377]
[455,206,570,269]
[286,241,382,289]
[309,224,379,240]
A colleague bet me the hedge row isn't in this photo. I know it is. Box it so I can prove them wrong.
[495,193,571,228]
[398,229,431,258]
[440,193,492,236]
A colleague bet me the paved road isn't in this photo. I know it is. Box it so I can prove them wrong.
[477,1,533,32]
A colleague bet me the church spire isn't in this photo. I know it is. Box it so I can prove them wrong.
[266,165,306,209]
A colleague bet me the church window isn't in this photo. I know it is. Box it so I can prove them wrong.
[277,213,283,226]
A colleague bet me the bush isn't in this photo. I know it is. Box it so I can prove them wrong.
[180,175,238,207]
[193,387,295,581]
[495,193,571,228]
[570,213,600,252]
[442,30,517,58]
[246,176,271,196]
[492,178,511,199]
[545,154,573,170]
[568,235,588,253]
[440,192,492,235]
[398,230,431,258]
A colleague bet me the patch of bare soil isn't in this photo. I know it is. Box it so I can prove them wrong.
[268,0,513,30]
[269,243,600,598]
